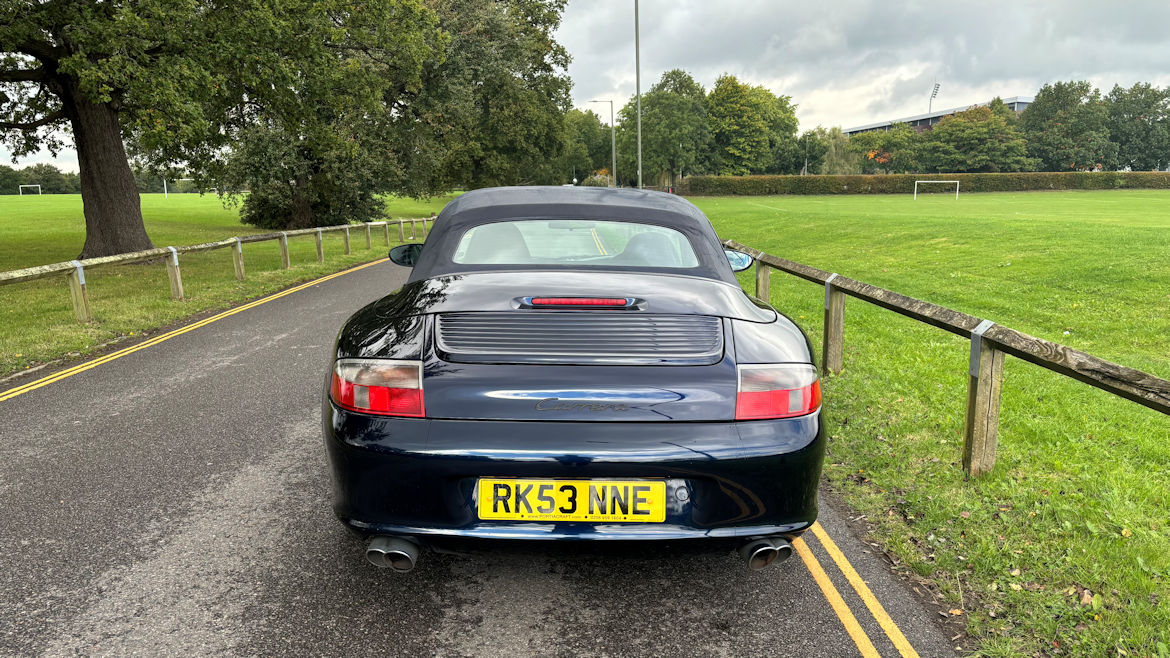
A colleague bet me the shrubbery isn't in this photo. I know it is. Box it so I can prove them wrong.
[685,171,1170,196]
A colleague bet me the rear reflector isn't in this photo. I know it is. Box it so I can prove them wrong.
[529,297,630,307]
[736,364,821,420]
[331,358,424,417]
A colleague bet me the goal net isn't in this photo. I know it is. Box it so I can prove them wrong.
[18,184,41,196]
[913,180,959,200]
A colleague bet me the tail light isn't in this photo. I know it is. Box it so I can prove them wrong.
[528,297,632,307]
[736,364,821,420]
[330,358,424,417]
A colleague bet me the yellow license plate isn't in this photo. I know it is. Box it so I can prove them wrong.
[477,479,666,523]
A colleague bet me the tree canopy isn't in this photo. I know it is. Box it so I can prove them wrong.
[918,103,1032,173]
[1106,82,1170,171]
[615,69,709,186]
[705,74,797,175]
[1021,81,1117,171]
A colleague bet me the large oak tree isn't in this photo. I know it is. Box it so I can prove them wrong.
[1,0,453,251]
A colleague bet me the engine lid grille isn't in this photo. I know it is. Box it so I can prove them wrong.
[435,312,723,365]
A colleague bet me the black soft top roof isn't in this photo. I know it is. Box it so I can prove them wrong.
[406,186,736,284]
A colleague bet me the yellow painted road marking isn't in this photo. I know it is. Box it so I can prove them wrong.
[793,536,881,658]
[0,259,388,403]
[812,523,920,658]
[590,228,608,255]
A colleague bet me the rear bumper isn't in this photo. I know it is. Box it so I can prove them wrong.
[323,402,825,544]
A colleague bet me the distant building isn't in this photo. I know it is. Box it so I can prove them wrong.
[844,96,1034,136]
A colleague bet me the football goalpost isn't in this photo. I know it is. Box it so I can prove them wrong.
[163,178,195,198]
[18,184,41,196]
[914,180,959,200]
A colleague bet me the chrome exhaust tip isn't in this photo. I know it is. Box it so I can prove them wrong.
[365,536,419,572]
[740,537,793,571]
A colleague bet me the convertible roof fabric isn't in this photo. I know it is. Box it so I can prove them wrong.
[406,186,737,284]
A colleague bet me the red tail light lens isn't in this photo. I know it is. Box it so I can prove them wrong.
[330,359,424,417]
[736,364,821,420]
[529,297,630,307]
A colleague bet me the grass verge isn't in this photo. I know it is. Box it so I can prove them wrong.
[0,193,453,377]
[705,191,1170,657]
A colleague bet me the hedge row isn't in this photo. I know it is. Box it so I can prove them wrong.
[684,171,1170,196]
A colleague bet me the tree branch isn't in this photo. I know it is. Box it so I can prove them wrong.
[0,68,48,83]
[16,38,63,63]
[0,109,67,131]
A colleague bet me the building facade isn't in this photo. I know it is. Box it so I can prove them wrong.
[844,96,1033,136]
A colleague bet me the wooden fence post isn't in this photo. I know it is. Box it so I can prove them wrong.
[67,260,92,322]
[410,219,417,240]
[365,223,373,249]
[383,222,391,246]
[315,229,324,262]
[279,232,290,269]
[963,320,1005,476]
[823,273,845,375]
[343,227,351,255]
[165,247,184,300]
[232,238,245,281]
[398,220,406,243]
[754,261,771,300]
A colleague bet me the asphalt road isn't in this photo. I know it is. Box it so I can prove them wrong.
[0,259,959,657]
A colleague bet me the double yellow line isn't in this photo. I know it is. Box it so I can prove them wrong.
[589,228,608,256]
[0,259,387,403]
[794,523,919,657]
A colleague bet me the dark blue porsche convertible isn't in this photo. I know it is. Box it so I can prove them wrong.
[323,186,824,572]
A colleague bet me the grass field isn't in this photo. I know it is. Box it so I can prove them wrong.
[695,190,1170,657]
[0,193,455,377]
[3,188,1168,655]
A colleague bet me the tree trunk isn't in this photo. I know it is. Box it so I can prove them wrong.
[289,179,315,229]
[66,86,154,259]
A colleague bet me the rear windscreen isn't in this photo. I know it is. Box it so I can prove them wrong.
[451,220,700,268]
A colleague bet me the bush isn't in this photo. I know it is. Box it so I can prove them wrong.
[581,174,611,187]
[684,171,1170,195]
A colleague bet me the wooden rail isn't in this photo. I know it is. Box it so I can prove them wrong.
[0,219,426,324]
[724,239,1170,476]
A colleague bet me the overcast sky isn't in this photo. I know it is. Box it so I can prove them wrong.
[7,0,1170,173]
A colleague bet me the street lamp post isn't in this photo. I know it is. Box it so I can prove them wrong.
[589,99,616,187]
[634,0,642,189]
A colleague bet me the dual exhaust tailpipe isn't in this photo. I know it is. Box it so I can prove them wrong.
[367,535,793,572]
[739,537,794,571]
[366,536,419,572]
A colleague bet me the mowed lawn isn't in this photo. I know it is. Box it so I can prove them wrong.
[0,193,453,376]
[3,188,1169,654]
[693,191,1170,657]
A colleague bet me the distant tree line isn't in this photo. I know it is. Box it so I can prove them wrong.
[0,163,80,194]
[816,81,1170,176]
[557,69,809,187]
[0,163,211,194]
[560,78,1170,185]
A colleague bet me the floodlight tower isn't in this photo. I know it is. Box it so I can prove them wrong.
[634,0,642,189]
[929,82,941,113]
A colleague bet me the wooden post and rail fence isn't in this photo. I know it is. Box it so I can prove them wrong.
[725,239,1170,477]
[0,217,430,325]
